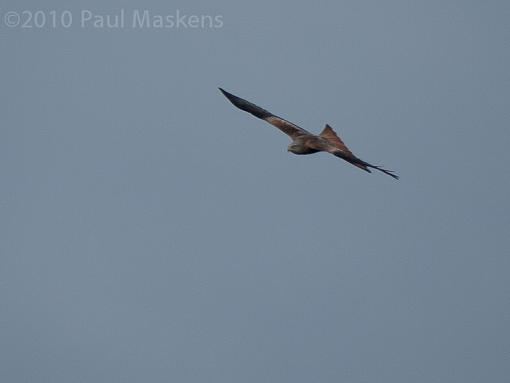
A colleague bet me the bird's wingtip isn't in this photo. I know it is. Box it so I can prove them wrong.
[218,88,239,104]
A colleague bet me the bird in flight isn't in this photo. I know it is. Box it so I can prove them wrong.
[219,88,398,179]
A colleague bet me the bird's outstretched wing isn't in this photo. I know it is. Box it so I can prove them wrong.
[219,88,312,139]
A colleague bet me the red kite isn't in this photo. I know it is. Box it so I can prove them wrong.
[219,88,398,179]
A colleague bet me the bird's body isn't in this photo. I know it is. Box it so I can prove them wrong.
[287,135,323,155]
[219,88,398,179]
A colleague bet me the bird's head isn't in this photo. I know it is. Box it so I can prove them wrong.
[287,143,304,154]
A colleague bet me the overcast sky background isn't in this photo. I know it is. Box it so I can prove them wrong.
[2,1,509,382]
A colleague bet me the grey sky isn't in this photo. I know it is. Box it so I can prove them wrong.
[2,1,509,382]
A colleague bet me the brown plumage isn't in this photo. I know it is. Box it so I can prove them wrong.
[219,88,398,179]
